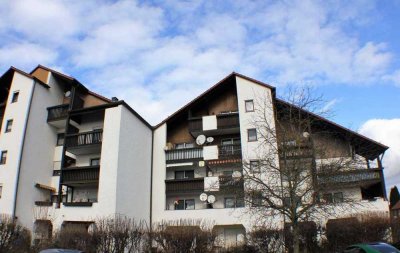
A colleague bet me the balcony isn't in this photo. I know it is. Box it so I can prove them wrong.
[165,148,203,163]
[165,178,204,194]
[188,113,240,137]
[47,104,69,128]
[61,165,100,185]
[219,175,244,189]
[317,168,382,188]
[218,144,242,159]
[65,130,103,155]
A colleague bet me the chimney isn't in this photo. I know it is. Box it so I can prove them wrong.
[111,97,119,102]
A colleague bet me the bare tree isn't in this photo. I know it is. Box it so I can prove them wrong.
[0,214,31,253]
[151,219,216,253]
[236,87,364,253]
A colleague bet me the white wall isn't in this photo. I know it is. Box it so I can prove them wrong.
[115,105,152,222]
[0,73,35,216]
[14,73,65,231]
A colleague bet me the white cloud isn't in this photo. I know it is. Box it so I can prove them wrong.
[0,0,399,124]
[359,119,400,190]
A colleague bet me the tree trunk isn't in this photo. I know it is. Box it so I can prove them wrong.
[293,223,300,253]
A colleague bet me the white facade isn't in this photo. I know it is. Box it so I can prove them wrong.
[0,67,390,247]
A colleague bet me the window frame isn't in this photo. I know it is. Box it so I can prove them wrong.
[175,170,194,179]
[174,199,195,210]
[90,158,101,166]
[11,91,19,103]
[56,133,65,146]
[0,183,2,198]
[247,128,257,142]
[245,100,254,112]
[5,119,13,133]
[0,151,7,165]
[249,160,260,173]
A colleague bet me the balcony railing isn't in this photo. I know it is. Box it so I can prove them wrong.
[317,168,382,186]
[217,113,239,129]
[219,175,244,189]
[65,130,103,148]
[165,178,204,194]
[165,148,203,162]
[218,144,242,159]
[47,104,69,122]
[61,166,100,184]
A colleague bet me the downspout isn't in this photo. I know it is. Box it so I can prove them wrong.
[12,81,36,218]
[150,128,154,228]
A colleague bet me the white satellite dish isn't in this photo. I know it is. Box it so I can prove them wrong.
[232,171,242,178]
[64,91,71,98]
[303,132,310,138]
[196,135,206,145]
[206,136,214,143]
[207,195,216,204]
[200,193,208,202]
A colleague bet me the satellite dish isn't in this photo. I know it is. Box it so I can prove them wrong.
[64,91,71,98]
[200,193,208,202]
[232,171,242,178]
[207,195,216,204]
[303,132,310,138]
[206,137,214,143]
[196,135,206,145]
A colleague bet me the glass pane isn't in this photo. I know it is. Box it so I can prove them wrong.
[225,198,235,208]
[185,170,194,179]
[248,129,257,141]
[175,143,185,149]
[185,199,195,210]
[91,159,100,166]
[333,192,343,203]
[245,100,254,111]
[175,171,185,179]
[175,200,184,210]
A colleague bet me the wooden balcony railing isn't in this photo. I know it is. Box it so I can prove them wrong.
[65,130,103,148]
[218,144,242,159]
[47,104,69,122]
[165,178,204,194]
[317,168,382,186]
[165,148,203,162]
[217,113,239,129]
[61,165,100,184]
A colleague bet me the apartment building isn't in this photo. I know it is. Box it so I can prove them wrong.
[0,66,389,248]
[0,66,152,240]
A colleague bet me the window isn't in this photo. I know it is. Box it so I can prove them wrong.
[0,151,7,165]
[245,100,254,112]
[250,160,260,173]
[322,192,343,203]
[247,129,257,142]
[251,192,263,207]
[11,91,19,103]
[57,133,65,146]
[175,170,194,179]
[5,120,13,133]
[174,199,195,210]
[333,192,344,203]
[175,143,194,149]
[224,197,244,208]
[0,184,2,198]
[90,158,100,166]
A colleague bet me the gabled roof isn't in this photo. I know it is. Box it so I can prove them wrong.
[0,66,50,88]
[276,98,388,159]
[30,65,112,103]
[154,72,276,128]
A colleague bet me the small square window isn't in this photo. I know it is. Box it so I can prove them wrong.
[57,133,65,146]
[185,199,195,210]
[245,100,254,112]
[0,184,2,199]
[174,200,184,210]
[333,192,343,203]
[323,193,333,203]
[0,151,7,165]
[247,129,257,142]
[252,192,263,207]
[11,91,19,103]
[250,160,260,173]
[90,158,100,166]
[5,119,13,133]
[225,197,235,208]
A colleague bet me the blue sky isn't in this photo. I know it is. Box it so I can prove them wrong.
[0,0,399,188]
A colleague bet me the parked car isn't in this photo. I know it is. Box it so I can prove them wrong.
[343,242,400,253]
[39,249,84,253]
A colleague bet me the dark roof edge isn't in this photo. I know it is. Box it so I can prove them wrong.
[69,100,152,129]
[3,66,50,88]
[275,98,389,150]
[154,72,276,129]
[87,90,113,103]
